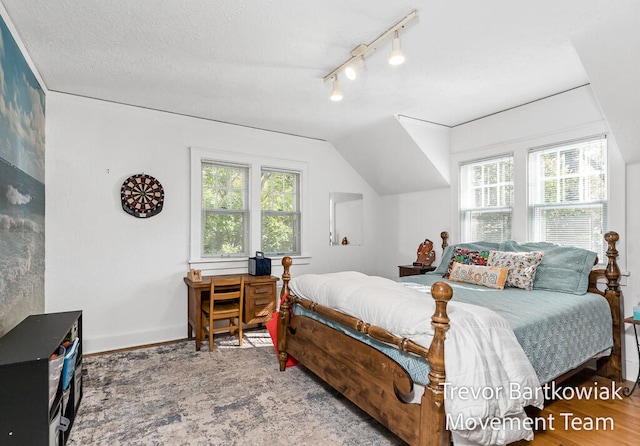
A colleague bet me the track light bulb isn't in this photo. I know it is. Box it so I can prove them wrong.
[330,76,343,101]
[345,56,364,81]
[388,30,405,65]
[345,65,357,81]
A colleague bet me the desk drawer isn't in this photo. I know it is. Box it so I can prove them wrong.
[244,282,276,324]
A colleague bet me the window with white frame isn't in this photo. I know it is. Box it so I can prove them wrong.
[260,168,300,255]
[201,161,249,256]
[460,155,514,242]
[528,135,607,257]
[191,147,307,263]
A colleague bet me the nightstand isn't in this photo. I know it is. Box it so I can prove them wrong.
[398,265,436,277]
[623,316,640,396]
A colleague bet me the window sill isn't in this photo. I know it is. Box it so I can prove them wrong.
[188,255,311,274]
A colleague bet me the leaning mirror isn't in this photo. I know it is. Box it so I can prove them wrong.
[329,192,363,246]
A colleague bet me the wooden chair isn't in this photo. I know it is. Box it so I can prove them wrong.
[201,276,244,351]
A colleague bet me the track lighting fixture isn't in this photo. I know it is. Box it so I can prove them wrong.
[388,30,405,65]
[330,75,343,101]
[323,10,418,100]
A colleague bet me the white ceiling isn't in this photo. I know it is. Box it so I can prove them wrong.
[2,1,639,194]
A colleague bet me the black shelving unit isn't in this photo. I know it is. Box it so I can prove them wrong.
[0,311,83,445]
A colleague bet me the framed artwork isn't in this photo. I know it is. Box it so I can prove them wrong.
[0,16,46,336]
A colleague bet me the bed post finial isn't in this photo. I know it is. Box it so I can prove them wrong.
[422,281,452,446]
[440,231,449,253]
[604,231,621,293]
[281,256,292,298]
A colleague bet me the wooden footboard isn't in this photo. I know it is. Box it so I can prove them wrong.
[284,314,424,444]
[277,257,452,446]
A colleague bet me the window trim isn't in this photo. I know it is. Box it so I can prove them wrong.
[190,147,309,268]
[201,161,250,258]
[452,120,622,269]
[454,132,609,256]
[527,134,608,257]
[260,166,301,256]
[459,154,514,242]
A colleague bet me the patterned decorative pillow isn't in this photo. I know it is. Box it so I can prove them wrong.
[449,262,508,289]
[443,248,490,278]
[434,241,502,276]
[499,241,597,295]
[487,251,544,290]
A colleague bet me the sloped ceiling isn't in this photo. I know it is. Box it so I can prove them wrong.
[1,1,639,192]
[332,116,449,196]
[572,6,640,165]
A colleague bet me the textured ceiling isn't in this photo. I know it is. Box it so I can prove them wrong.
[2,1,639,193]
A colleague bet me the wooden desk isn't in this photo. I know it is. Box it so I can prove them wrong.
[184,273,279,351]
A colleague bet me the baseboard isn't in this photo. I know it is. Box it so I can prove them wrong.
[83,323,186,355]
[625,358,639,383]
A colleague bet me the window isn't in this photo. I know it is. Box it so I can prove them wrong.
[201,162,249,256]
[191,147,308,263]
[260,168,300,255]
[529,136,607,256]
[460,155,514,242]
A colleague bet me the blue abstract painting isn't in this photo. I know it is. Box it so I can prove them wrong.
[0,14,46,335]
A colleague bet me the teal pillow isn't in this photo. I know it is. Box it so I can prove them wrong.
[499,241,597,295]
[433,245,455,275]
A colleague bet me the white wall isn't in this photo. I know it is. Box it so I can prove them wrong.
[378,188,452,279]
[624,163,640,383]
[45,92,380,354]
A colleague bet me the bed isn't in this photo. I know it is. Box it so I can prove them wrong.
[275,232,623,446]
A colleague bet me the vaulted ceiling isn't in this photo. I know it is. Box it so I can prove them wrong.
[2,1,639,194]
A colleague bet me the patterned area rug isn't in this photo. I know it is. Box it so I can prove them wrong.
[68,330,405,445]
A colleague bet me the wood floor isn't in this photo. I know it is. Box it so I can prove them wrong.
[510,369,640,445]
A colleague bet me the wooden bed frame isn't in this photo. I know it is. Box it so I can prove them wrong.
[276,232,624,446]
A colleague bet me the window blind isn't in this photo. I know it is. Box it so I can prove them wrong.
[460,155,514,242]
[528,135,607,258]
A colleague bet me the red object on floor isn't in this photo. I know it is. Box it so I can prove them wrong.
[266,292,298,367]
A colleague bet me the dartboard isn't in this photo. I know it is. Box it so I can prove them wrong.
[120,174,164,218]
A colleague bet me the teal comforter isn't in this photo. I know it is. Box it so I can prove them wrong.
[401,273,613,384]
